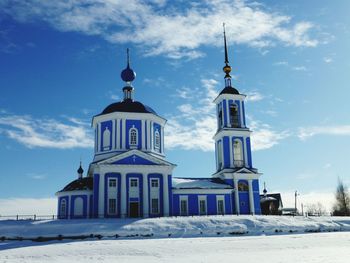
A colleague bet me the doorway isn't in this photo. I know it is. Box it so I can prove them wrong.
[129,202,139,218]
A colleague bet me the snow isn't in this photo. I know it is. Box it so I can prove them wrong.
[172,178,232,189]
[1,232,350,262]
[0,215,349,240]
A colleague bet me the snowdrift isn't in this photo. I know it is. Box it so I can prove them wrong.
[0,215,349,241]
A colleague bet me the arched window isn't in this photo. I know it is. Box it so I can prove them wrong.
[129,127,138,147]
[60,199,67,217]
[233,139,244,167]
[154,130,160,152]
[218,106,223,128]
[238,181,249,191]
[103,127,111,151]
[74,197,83,216]
[230,104,240,127]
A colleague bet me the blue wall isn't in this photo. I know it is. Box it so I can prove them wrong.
[100,120,113,151]
[70,195,88,219]
[223,136,230,168]
[58,196,69,219]
[246,137,252,168]
[93,173,100,218]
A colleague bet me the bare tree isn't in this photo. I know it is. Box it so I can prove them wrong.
[307,202,327,216]
[332,178,350,216]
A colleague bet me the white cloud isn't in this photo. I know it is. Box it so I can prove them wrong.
[298,125,350,140]
[245,91,264,102]
[165,78,288,152]
[323,57,333,63]
[292,66,307,71]
[0,0,320,59]
[0,114,93,149]
[0,198,56,216]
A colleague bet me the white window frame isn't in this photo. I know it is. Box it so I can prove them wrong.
[233,139,244,167]
[180,196,188,216]
[109,178,117,188]
[151,198,159,214]
[151,178,159,188]
[198,196,207,215]
[130,178,138,188]
[108,198,117,215]
[154,130,160,151]
[216,196,225,215]
[129,126,138,147]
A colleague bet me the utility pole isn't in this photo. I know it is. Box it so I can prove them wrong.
[294,190,298,216]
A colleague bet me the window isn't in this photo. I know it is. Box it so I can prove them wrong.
[218,106,223,128]
[151,198,159,214]
[130,179,138,188]
[60,199,66,217]
[154,130,160,151]
[217,197,225,215]
[180,197,188,216]
[229,104,240,127]
[109,178,117,188]
[103,127,111,151]
[108,198,117,214]
[199,198,207,215]
[233,139,244,167]
[151,179,159,188]
[129,127,138,146]
[238,181,249,191]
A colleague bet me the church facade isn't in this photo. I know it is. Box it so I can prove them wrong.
[56,32,262,219]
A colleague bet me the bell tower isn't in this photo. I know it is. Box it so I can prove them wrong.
[213,24,261,215]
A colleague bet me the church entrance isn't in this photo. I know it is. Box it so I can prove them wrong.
[129,202,139,218]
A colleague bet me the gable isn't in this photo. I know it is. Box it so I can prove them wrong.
[112,154,157,165]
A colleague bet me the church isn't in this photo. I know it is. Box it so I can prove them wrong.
[56,30,262,219]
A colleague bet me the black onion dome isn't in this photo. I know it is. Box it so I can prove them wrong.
[121,65,136,82]
[100,99,157,115]
[219,86,240,95]
[60,177,93,192]
[77,165,84,174]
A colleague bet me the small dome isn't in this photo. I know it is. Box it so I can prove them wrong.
[121,66,136,82]
[100,99,157,115]
[77,165,84,175]
[59,177,93,192]
[219,86,240,95]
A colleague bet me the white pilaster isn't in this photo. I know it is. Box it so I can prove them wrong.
[163,174,169,216]
[240,100,244,128]
[98,173,105,218]
[112,119,116,150]
[248,179,255,215]
[116,119,120,149]
[142,120,146,150]
[150,121,154,151]
[234,178,240,215]
[121,173,127,218]
[229,137,233,167]
[143,173,149,218]
[98,123,102,153]
[161,126,164,154]
[122,119,126,149]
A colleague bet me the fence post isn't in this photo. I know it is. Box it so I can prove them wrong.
[34,214,36,221]
[16,215,18,221]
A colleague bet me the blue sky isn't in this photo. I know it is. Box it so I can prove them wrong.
[0,0,349,214]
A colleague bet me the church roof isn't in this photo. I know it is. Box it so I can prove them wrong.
[99,99,157,115]
[59,177,93,192]
[172,177,232,189]
[219,86,240,95]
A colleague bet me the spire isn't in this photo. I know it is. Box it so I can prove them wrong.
[263,182,267,196]
[77,161,84,180]
[222,23,232,88]
[120,48,136,101]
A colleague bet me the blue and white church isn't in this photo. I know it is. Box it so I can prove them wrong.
[56,32,262,219]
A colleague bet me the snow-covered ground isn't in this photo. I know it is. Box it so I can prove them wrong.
[1,232,350,263]
[0,215,349,240]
